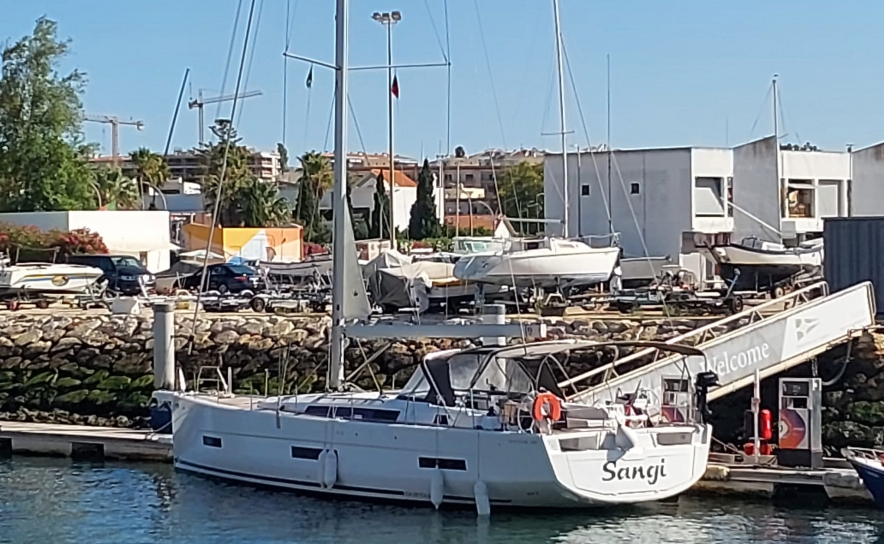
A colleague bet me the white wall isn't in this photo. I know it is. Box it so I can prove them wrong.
[0,211,173,272]
[319,179,417,234]
[852,143,884,216]
[690,148,734,233]
[546,148,693,261]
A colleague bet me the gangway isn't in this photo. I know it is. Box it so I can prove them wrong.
[561,281,876,406]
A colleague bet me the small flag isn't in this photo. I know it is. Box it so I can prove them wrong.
[391,74,399,99]
[305,65,314,88]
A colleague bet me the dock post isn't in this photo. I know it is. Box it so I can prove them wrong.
[480,304,506,346]
[153,302,176,390]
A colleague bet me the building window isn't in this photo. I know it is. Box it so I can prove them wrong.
[581,185,590,197]
[693,177,725,217]
[786,180,814,218]
[444,174,452,182]
[630,182,640,195]
[465,174,474,182]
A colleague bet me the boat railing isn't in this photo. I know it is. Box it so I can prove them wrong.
[574,232,620,248]
[195,365,231,398]
[844,447,884,461]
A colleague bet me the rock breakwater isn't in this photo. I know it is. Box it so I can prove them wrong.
[0,312,731,428]
[0,311,881,451]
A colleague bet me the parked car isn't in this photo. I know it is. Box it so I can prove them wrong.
[65,254,155,295]
[180,263,264,295]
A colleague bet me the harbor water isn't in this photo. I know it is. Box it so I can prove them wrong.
[1,457,883,544]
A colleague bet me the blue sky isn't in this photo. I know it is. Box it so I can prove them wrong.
[2,1,882,160]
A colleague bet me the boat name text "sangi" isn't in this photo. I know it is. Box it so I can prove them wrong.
[602,458,667,485]
[710,343,771,378]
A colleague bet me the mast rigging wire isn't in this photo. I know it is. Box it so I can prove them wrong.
[237,0,266,126]
[216,0,245,123]
[188,0,259,352]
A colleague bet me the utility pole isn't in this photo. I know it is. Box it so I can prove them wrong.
[372,10,401,246]
[188,90,263,145]
[84,115,144,167]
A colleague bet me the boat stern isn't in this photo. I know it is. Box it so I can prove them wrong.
[543,424,711,505]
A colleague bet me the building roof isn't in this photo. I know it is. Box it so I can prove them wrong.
[367,168,417,188]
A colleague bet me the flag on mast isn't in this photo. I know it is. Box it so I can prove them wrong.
[391,74,399,99]
[306,65,314,88]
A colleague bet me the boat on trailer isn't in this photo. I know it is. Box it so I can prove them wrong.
[153,340,718,512]
[0,255,104,301]
[703,237,823,293]
[452,236,620,291]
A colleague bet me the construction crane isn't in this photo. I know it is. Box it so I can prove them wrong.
[187,90,263,144]
[84,114,145,167]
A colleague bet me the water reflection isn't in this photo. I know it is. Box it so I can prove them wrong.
[1,457,883,544]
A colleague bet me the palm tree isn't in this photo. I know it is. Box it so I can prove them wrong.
[92,167,140,210]
[295,152,332,241]
[130,147,170,209]
[240,180,291,227]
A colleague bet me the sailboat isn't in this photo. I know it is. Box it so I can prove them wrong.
[151,0,717,515]
[452,3,619,292]
[701,77,824,293]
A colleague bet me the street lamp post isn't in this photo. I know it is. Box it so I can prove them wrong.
[372,10,401,246]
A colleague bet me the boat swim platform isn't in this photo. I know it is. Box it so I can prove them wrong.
[563,281,877,404]
[0,421,874,507]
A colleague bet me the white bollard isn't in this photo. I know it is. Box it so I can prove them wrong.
[480,304,506,347]
[152,302,176,390]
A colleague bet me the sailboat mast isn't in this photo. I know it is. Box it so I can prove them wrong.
[329,0,349,390]
[552,0,569,238]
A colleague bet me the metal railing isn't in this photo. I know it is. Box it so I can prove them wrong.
[559,281,830,396]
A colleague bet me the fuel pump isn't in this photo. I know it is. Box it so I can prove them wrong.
[777,377,823,469]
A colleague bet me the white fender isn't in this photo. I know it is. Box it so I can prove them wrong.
[323,449,338,489]
[473,480,490,516]
[317,449,328,487]
[430,468,444,509]
[615,424,639,451]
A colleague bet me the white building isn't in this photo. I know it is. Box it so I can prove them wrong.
[0,211,177,272]
[280,168,445,234]
[545,139,853,284]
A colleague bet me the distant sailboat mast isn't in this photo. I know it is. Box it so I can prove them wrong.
[552,0,569,238]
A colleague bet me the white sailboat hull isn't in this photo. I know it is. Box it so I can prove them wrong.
[161,392,711,509]
[454,244,620,289]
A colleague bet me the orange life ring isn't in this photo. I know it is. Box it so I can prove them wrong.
[532,392,562,422]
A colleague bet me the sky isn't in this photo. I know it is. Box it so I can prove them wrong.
[2,0,883,161]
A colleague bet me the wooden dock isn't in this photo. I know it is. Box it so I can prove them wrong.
[0,422,873,506]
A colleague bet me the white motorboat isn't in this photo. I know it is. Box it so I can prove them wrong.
[453,236,620,290]
[0,256,104,299]
[704,237,823,292]
[153,340,716,511]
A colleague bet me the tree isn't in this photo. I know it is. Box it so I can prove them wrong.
[200,120,290,227]
[498,161,544,235]
[277,142,290,174]
[240,178,291,227]
[370,172,389,240]
[130,147,170,204]
[0,18,96,212]
[296,151,332,243]
[92,166,139,210]
[408,159,442,240]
